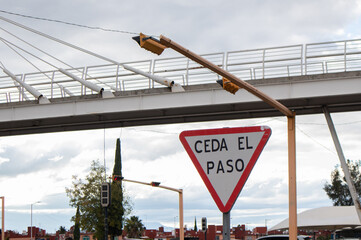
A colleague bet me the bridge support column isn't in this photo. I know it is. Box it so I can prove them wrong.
[323,106,361,223]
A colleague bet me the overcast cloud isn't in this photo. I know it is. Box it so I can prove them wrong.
[0,0,360,234]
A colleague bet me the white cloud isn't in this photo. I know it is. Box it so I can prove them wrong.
[48,155,63,162]
[0,156,9,165]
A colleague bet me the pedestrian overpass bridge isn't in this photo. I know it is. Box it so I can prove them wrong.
[0,38,361,136]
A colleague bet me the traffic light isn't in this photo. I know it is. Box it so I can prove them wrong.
[202,217,207,231]
[101,182,111,207]
[151,181,161,187]
[113,175,123,182]
[132,33,167,55]
[216,78,241,94]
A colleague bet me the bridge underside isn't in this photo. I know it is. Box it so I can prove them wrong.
[0,71,360,136]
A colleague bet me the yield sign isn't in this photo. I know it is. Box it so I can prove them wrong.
[179,126,271,213]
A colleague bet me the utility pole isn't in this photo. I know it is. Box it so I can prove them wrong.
[1,197,4,240]
[101,182,111,240]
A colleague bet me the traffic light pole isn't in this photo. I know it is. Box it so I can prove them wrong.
[157,35,297,240]
[202,217,207,240]
[104,207,109,240]
[101,182,111,240]
[122,179,184,240]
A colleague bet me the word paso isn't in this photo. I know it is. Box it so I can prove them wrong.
[194,136,254,175]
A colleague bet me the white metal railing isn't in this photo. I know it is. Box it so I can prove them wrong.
[1,38,361,104]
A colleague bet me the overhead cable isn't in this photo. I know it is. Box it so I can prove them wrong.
[0,9,139,35]
[0,14,120,65]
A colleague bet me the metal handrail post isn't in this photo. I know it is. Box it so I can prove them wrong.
[262,49,266,79]
[344,41,347,72]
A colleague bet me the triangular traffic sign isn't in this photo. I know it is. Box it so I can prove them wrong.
[179,126,271,213]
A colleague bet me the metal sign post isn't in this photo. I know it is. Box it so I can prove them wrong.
[223,212,231,240]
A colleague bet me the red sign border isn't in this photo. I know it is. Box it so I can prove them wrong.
[179,126,271,213]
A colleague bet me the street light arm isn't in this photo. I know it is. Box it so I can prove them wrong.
[157,185,182,193]
[121,178,150,186]
[159,35,294,117]
[122,178,182,193]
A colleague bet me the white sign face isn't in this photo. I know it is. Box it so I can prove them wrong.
[179,126,271,213]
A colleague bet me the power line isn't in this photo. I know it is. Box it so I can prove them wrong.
[0,9,139,35]
[295,125,337,156]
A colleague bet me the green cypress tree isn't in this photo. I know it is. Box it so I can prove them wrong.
[112,138,122,176]
[109,138,124,239]
[73,206,80,240]
[194,217,197,231]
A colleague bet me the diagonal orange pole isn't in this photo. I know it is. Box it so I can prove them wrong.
[159,35,297,240]
[159,35,293,117]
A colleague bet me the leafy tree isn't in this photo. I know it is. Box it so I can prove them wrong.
[59,226,67,234]
[324,159,361,206]
[73,206,80,240]
[66,160,106,240]
[124,216,144,238]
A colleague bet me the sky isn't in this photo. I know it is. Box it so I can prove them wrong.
[0,0,361,234]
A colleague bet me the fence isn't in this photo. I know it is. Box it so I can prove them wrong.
[1,38,361,103]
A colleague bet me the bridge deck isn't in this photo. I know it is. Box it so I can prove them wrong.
[0,70,360,136]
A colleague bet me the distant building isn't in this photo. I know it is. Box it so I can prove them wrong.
[1,226,94,240]
[3,226,54,240]
[140,224,260,240]
[233,225,252,240]
[6,223,337,240]
[253,227,267,238]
